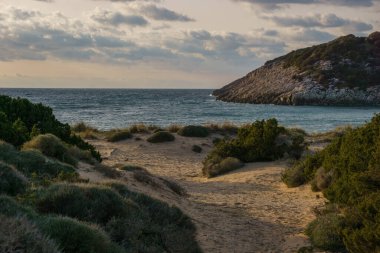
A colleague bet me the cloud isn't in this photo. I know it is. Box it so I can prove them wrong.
[266,14,373,33]
[287,28,336,43]
[140,5,195,22]
[90,9,148,27]
[231,0,378,9]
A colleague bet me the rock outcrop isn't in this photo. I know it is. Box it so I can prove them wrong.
[213,32,380,106]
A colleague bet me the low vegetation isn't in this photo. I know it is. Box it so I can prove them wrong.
[178,125,209,137]
[106,130,132,142]
[284,114,380,252]
[0,215,62,253]
[192,145,202,153]
[147,131,175,143]
[0,95,101,161]
[0,96,202,253]
[203,118,305,177]
[268,33,380,88]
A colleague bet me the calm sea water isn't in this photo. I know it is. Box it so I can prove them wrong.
[1,88,379,133]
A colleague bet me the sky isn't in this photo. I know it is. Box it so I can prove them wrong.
[0,0,379,89]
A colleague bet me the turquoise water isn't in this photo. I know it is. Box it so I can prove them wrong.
[1,88,379,132]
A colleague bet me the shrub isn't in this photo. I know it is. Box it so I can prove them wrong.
[192,145,202,153]
[306,213,346,252]
[0,162,28,196]
[71,122,98,133]
[167,124,182,133]
[0,141,77,180]
[129,124,150,134]
[161,178,187,196]
[133,170,159,187]
[104,182,202,253]
[295,114,380,252]
[0,95,101,161]
[0,215,61,253]
[38,216,125,253]
[147,131,175,143]
[35,184,137,224]
[93,164,121,178]
[22,134,77,166]
[106,130,132,142]
[0,195,37,219]
[178,125,209,137]
[119,164,145,172]
[203,119,302,177]
[282,153,323,188]
[203,156,244,178]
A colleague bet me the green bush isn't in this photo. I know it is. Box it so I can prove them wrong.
[161,178,187,196]
[178,125,209,137]
[35,184,137,224]
[38,216,125,253]
[203,119,303,177]
[282,154,323,188]
[106,130,132,142]
[0,195,37,219]
[203,156,244,178]
[22,134,77,166]
[0,141,77,180]
[306,213,346,252]
[105,182,202,253]
[0,95,101,161]
[147,131,175,143]
[192,145,202,153]
[294,114,380,252]
[93,164,121,178]
[0,215,61,253]
[119,164,145,172]
[0,162,27,196]
[342,193,380,253]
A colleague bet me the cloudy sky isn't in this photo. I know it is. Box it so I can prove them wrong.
[0,0,379,88]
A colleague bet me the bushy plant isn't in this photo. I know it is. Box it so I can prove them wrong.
[0,141,77,180]
[119,164,145,172]
[106,130,132,142]
[203,119,303,177]
[0,215,62,253]
[93,163,121,178]
[161,178,187,196]
[147,131,175,143]
[22,134,77,166]
[178,125,209,137]
[294,114,380,252]
[282,153,323,188]
[192,145,202,153]
[0,162,28,196]
[306,213,346,252]
[0,95,101,161]
[38,216,125,253]
[203,156,244,178]
[105,182,202,253]
[35,183,137,224]
[167,124,182,133]
[0,195,37,219]
[129,124,150,134]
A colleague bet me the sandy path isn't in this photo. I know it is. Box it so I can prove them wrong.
[87,134,325,253]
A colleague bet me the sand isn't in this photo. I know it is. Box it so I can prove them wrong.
[80,133,325,253]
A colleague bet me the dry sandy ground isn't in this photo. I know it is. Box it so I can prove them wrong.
[81,134,325,253]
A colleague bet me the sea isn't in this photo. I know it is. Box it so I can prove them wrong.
[1,88,379,133]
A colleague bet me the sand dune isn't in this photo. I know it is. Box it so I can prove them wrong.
[81,134,325,253]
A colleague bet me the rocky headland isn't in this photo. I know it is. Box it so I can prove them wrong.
[213,32,380,106]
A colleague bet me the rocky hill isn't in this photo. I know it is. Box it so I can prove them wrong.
[213,32,380,105]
